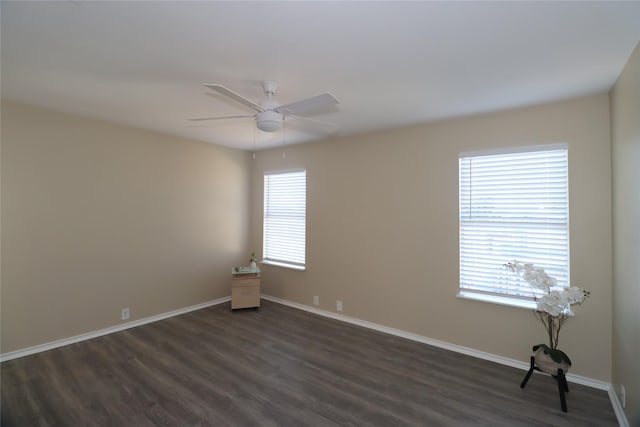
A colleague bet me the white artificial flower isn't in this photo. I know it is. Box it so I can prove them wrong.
[505,260,590,317]
[537,291,565,316]
[521,264,556,292]
[564,286,588,305]
[506,260,590,351]
[505,261,524,274]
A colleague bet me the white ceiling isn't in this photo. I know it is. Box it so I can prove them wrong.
[2,1,640,150]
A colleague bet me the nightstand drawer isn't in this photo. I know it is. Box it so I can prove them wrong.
[231,277,259,288]
[231,284,260,309]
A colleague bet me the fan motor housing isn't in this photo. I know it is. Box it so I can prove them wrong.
[256,110,283,132]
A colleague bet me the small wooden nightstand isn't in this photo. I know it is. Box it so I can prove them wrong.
[231,266,261,309]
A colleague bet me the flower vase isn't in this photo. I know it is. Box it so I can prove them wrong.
[250,261,257,269]
[534,347,570,375]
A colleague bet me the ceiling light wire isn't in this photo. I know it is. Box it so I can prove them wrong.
[252,121,256,159]
[282,119,286,159]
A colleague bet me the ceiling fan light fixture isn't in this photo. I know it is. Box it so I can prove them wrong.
[256,110,283,132]
[196,81,338,135]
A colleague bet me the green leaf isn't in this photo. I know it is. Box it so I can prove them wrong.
[532,343,572,366]
[532,343,551,353]
[549,349,572,366]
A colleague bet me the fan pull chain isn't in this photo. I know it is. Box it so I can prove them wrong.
[282,119,286,159]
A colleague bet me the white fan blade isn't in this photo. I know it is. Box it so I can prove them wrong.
[287,115,339,134]
[189,114,254,122]
[205,84,264,113]
[276,93,338,117]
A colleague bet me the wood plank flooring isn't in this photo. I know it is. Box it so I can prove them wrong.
[1,300,618,426]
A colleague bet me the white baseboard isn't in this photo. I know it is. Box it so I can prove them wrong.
[0,296,231,362]
[608,385,630,427]
[261,293,628,427]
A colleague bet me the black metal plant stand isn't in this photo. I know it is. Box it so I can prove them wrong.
[520,355,569,412]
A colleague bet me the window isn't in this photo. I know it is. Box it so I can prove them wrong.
[263,170,306,270]
[458,145,569,308]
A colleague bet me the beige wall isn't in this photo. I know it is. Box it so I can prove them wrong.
[251,94,613,381]
[0,91,617,385]
[611,41,640,425]
[1,100,251,353]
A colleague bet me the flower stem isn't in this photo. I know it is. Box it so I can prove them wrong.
[548,313,554,349]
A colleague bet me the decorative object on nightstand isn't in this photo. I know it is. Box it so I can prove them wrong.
[231,265,261,310]
[505,260,590,412]
[249,251,257,269]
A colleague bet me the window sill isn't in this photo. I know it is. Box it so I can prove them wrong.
[456,291,537,310]
[456,291,575,316]
[261,260,306,271]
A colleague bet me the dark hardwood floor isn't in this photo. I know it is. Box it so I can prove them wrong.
[1,300,618,426]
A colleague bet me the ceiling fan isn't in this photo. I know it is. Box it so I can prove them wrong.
[190,81,339,133]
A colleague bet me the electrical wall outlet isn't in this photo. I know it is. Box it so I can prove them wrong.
[620,384,626,408]
[336,300,343,311]
[313,296,319,306]
[121,307,130,320]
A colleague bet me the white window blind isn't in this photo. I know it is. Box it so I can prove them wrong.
[459,146,569,306]
[263,170,306,269]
